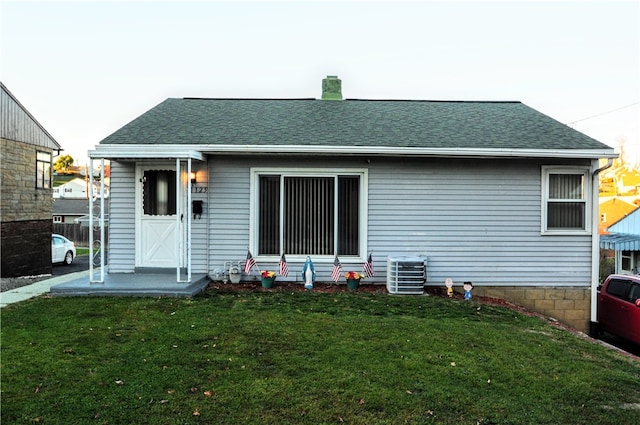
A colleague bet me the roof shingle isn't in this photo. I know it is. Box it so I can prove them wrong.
[100,98,612,151]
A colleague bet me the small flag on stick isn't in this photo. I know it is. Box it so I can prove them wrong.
[279,253,289,277]
[244,250,256,274]
[363,253,375,277]
[330,255,342,282]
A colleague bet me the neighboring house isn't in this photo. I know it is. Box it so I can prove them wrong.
[600,208,640,274]
[53,198,110,224]
[79,75,616,332]
[601,165,640,196]
[53,177,109,199]
[53,199,82,224]
[1,82,61,277]
[598,197,638,235]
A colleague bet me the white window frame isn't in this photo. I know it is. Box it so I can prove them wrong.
[541,166,591,235]
[250,167,368,262]
[53,215,63,223]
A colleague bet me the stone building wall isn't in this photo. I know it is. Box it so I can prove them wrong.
[1,138,54,277]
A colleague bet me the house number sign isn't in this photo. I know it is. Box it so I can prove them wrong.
[191,186,208,193]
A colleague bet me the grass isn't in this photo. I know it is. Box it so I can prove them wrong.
[2,289,639,425]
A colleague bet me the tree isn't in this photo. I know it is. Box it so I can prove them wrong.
[54,154,74,174]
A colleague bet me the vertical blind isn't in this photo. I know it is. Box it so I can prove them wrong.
[284,177,334,255]
[258,175,280,255]
[258,174,360,256]
[547,173,585,229]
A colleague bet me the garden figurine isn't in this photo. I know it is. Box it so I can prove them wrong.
[445,278,454,297]
[302,256,316,289]
[463,281,473,300]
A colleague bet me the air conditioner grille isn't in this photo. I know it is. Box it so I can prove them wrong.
[387,256,426,295]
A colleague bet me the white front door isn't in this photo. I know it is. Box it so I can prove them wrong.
[136,163,184,268]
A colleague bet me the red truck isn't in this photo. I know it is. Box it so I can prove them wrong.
[597,274,640,345]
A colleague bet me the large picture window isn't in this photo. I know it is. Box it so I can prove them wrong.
[255,171,364,257]
[542,167,590,233]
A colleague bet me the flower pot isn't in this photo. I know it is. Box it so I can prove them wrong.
[346,278,360,291]
[261,277,275,288]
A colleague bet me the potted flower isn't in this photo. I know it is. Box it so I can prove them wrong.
[344,271,365,290]
[261,270,276,288]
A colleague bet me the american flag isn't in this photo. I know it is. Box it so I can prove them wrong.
[363,253,375,277]
[330,255,342,282]
[244,250,256,274]
[279,253,289,277]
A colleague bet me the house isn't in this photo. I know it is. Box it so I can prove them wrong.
[1,82,61,277]
[614,166,640,195]
[600,208,640,274]
[53,198,110,224]
[598,197,638,235]
[58,76,617,332]
[53,177,109,199]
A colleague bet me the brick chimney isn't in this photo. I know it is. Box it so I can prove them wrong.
[321,75,342,100]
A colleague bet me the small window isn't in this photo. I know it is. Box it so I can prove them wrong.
[53,215,63,223]
[621,251,632,272]
[143,170,176,216]
[36,151,52,189]
[542,167,590,234]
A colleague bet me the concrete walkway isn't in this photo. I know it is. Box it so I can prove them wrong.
[0,270,91,308]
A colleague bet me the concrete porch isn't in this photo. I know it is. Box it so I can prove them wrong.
[50,268,211,298]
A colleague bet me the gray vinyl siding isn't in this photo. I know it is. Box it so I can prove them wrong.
[208,157,251,276]
[206,156,593,288]
[107,161,135,272]
[368,158,591,287]
[190,161,209,273]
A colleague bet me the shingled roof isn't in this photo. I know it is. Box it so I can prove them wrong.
[97,96,614,158]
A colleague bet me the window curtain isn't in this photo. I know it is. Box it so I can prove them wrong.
[143,170,176,216]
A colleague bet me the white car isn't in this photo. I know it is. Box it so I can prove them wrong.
[52,234,76,265]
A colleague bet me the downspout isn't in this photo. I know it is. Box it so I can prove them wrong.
[589,157,614,336]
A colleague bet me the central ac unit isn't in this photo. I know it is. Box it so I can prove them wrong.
[387,256,426,294]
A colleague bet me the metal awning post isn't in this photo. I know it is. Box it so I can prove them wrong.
[89,158,105,283]
[175,158,192,283]
[187,158,192,282]
[99,158,105,282]
[89,158,94,281]
[176,158,181,283]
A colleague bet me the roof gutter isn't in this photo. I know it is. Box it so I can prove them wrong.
[90,144,617,160]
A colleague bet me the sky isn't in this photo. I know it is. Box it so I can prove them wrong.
[1,0,639,166]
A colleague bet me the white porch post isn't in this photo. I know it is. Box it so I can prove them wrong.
[187,158,192,282]
[89,158,106,283]
[175,158,192,283]
[89,157,94,281]
[99,158,105,282]
[175,158,181,282]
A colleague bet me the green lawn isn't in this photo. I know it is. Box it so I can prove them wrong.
[1,288,639,424]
